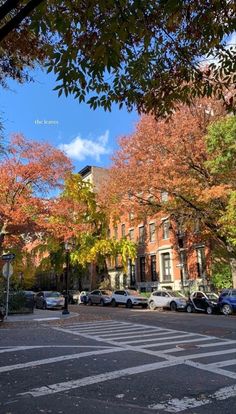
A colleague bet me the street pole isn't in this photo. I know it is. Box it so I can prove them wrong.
[62,246,70,315]
[5,261,10,319]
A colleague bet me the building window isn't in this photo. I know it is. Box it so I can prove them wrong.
[121,224,126,237]
[128,258,136,286]
[129,211,134,221]
[160,191,168,202]
[162,252,171,282]
[140,256,146,282]
[162,220,170,239]
[149,223,156,242]
[114,226,118,239]
[196,247,206,278]
[129,228,134,241]
[138,226,145,243]
[150,255,157,281]
[115,274,120,289]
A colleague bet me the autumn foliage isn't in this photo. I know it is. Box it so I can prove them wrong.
[0,134,72,251]
[104,98,236,269]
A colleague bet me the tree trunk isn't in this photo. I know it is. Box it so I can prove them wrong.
[229,258,236,289]
[0,221,8,251]
[90,261,97,290]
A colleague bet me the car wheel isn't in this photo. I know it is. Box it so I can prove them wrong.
[126,299,133,308]
[170,301,177,312]
[149,300,157,311]
[186,304,193,313]
[100,299,105,306]
[111,299,117,307]
[206,306,213,315]
[221,304,232,315]
[88,299,93,306]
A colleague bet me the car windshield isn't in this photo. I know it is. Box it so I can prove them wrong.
[206,292,218,300]
[45,292,61,298]
[171,291,185,298]
[127,290,139,296]
[101,290,111,295]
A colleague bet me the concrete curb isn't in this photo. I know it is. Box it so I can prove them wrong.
[4,309,79,323]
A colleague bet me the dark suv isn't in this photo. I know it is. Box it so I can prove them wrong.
[218,289,236,315]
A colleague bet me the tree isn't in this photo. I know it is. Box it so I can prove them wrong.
[105,98,236,286]
[40,173,137,288]
[0,0,49,87]
[206,116,236,243]
[0,133,72,251]
[0,1,235,116]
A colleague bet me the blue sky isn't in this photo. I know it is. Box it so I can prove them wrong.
[1,68,138,172]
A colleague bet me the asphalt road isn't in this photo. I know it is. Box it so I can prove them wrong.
[0,306,236,414]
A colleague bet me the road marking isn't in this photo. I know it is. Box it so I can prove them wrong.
[0,345,113,354]
[89,327,156,336]
[115,331,184,343]
[207,359,236,368]
[178,347,236,360]
[198,340,236,348]
[0,347,124,373]
[66,322,129,331]
[139,336,214,349]
[139,333,195,347]
[18,360,182,398]
[148,384,236,412]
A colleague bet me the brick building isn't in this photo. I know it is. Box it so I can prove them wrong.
[79,166,209,293]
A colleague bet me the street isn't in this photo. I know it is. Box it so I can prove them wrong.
[0,306,236,413]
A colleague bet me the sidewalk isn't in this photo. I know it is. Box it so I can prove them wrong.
[4,308,79,323]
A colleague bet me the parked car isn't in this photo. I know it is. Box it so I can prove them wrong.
[148,290,187,311]
[218,289,236,315]
[68,290,80,304]
[35,291,65,310]
[88,290,112,306]
[0,303,5,322]
[80,290,89,305]
[186,291,219,314]
[111,289,148,308]
[22,290,35,311]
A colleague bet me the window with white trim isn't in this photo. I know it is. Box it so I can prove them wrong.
[149,222,156,242]
[162,252,171,282]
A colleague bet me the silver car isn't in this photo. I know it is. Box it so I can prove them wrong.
[88,290,112,306]
[35,291,65,310]
[148,290,187,311]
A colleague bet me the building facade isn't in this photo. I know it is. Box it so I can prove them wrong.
[79,165,209,292]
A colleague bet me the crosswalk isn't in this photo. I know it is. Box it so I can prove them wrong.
[54,320,236,381]
[1,319,236,414]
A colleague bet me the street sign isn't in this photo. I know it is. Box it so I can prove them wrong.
[2,263,13,279]
[2,253,15,261]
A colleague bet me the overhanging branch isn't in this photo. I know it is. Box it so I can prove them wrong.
[0,0,45,42]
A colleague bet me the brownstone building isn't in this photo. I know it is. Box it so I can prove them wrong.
[79,165,209,292]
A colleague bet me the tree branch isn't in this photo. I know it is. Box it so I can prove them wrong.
[0,0,21,21]
[0,0,45,42]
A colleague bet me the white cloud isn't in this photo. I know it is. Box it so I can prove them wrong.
[59,130,110,161]
[200,31,236,66]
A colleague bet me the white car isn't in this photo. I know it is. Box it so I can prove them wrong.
[111,289,148,308]
[148,290,187,311]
